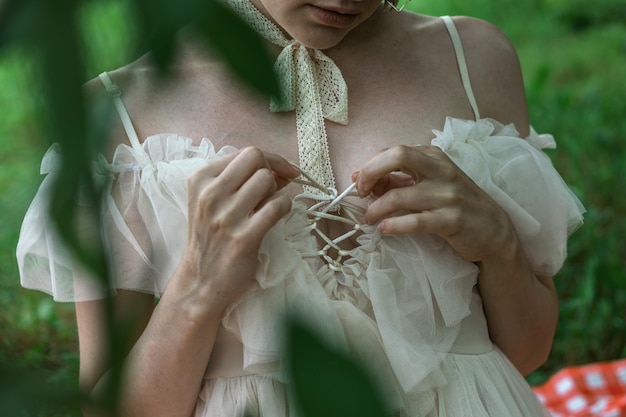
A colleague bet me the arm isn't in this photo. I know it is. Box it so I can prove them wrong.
[476,234,558,376]
[457,16,558,374]
[77,288,224,417]
[355,147,557,375]
[456,16,531,137]
[77,147,298,417]
[353,18,558,376]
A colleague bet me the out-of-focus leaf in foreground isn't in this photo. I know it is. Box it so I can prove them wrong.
[131,0,279,98]
[0,363,82,416]
[287,318,392,417]
[0,0,277,414]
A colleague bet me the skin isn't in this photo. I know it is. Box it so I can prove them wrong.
[76,1,559,416]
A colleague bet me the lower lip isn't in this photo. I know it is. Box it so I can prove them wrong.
[309,6,358,28]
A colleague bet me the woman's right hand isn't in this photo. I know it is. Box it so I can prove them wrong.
[175,146,299,311]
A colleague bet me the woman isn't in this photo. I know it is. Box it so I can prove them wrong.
[17,0,584,415]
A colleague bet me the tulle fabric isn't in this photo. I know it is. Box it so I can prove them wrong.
[17,117,585,416]
[194,349,551,417]
[431,117,585,275]
[16,134,237,300]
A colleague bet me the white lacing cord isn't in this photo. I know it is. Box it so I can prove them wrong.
[289,166,366,271]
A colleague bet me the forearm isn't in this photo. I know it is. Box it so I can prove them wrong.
[477,235,559,376]
[82,149,295,416]
[122,293,221,416]
[85,278,226,417]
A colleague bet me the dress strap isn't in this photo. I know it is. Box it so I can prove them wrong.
[98,72,143,150]
[441,16,481,120]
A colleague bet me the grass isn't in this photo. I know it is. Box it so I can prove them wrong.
[406,0,626,383]
[513,10,626,384]
[0,0,624,408]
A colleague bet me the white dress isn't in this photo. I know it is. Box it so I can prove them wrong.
[16,16,584,417]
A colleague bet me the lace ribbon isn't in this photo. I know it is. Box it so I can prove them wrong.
[226,0,349,197]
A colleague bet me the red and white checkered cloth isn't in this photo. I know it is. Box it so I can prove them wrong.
[533,359,626,417]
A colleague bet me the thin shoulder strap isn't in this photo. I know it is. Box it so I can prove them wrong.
[441,16,481,120]
[98,72,143,149]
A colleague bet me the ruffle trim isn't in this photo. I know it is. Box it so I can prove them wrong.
[431,117,585,275]
[16,134,237,301]
[17,119,584,412]
[193,349,550,417]
[222,198,478,398]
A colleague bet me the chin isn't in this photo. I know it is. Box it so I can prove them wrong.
[293,30,349,50]
[301,40,342,50]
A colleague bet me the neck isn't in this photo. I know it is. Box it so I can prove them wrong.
[324,8,385,54]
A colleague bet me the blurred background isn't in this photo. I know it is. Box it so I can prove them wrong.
[0,0,624,410]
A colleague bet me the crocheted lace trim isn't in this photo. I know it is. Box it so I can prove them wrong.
[226,0,349,198]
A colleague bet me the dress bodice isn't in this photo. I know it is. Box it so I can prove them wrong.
[15,14,585,417]
[204,288,492,380]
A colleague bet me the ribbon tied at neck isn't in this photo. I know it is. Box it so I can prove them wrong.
[227,0,349,197]
[271,43,348,125]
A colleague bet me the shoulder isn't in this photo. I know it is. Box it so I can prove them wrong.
[386,13,530,135]
[83,55,157,110]
[82,56,170,157]
[449,15,524,89]
[381,13,513,51]
[449,16,530,135]
[84,51,207,157]
[448,15,513,49]
[374,13,520,83]
[82,41,235,157]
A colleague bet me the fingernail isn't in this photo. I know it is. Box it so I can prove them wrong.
[289,165,301,176]
[357,179,366,196]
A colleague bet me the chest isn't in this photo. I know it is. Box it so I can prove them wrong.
[142,59,475,194]
[124,54,476,258]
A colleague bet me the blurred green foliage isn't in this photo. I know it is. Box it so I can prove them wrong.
[0,0,281,415]
[407,0,626,384]
[0,0,625,414]
[287,319,392,417]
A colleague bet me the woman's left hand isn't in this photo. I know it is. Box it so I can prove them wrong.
[354,145,517,264]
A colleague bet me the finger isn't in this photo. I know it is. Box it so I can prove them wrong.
[356,146,419,197]
[245,193,292,241]
[219,147,274,191]
[356,146,447,197]
[231,168,278,215]
[221,149,298,192]
[370,172,416,197]
[364,181,448,225]
[263,152,301,182]
[191,151,240,184]
[274,174,292,190]
[377,208,459,236]
[190,149,254,193]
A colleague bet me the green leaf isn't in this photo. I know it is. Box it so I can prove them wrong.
[286,319,391,417]
[191,0,279,99]
[0,363,82,416]
[0,0,41,48]
[131,0,192,73]
[34,0,109,278]
[129,0,278,99]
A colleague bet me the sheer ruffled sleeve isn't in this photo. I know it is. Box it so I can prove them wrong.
[16,143,155,301]
[431,117,585,276]
[16,134,237,302]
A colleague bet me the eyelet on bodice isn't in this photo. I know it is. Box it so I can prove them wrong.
[289,169,366,270]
